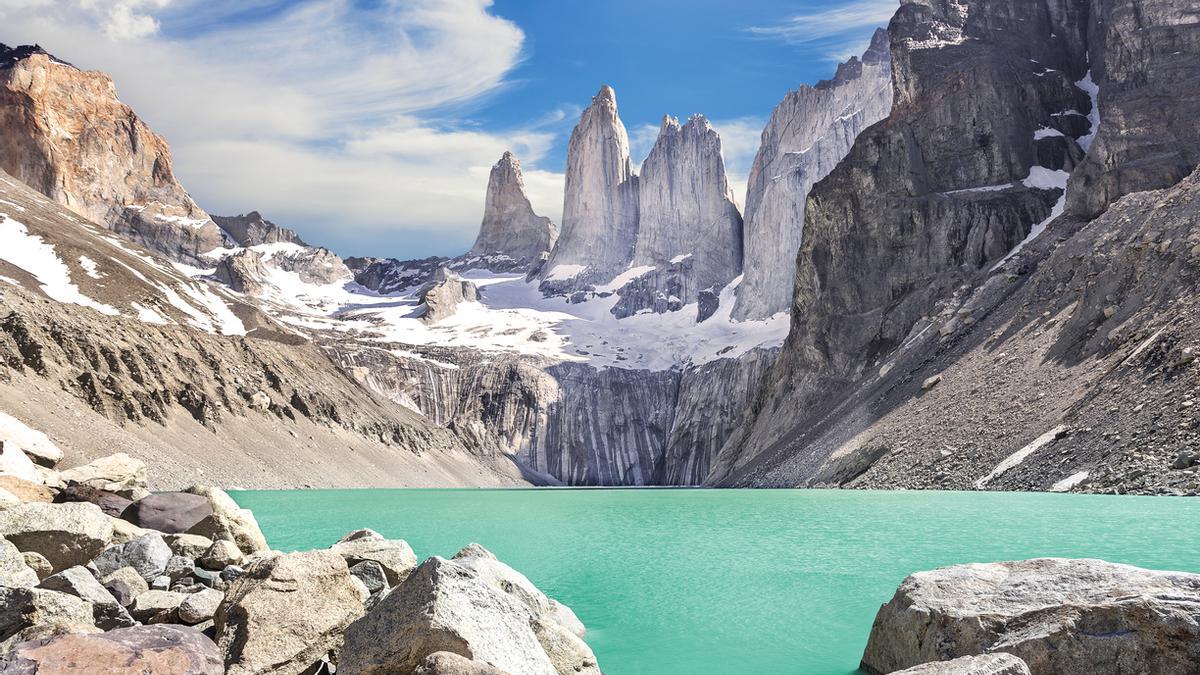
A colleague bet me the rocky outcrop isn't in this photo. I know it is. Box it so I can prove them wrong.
[732,28,893,321]
[469,152,558,269]
[212,212,306,248]
[711,0,1099,485]
[612,115,743,320]
[215,550,365,675]
[540,85,639,290]
[861,558,1200,674]
[340,551,596,675]
[0,45,226,263]
[419,268,480,324]
[212,249,269,295]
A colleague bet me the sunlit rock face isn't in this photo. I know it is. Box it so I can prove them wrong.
[731,28,893,321]
[539,85,640,292]
[0,44,225,263]
[469,151,558,270]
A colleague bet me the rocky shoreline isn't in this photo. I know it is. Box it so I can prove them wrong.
[3,422,1199,673]
[0,427,598,674]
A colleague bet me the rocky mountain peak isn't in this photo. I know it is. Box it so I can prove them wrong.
[0,44,72,70]
[0,44,225,263]
[731,34,894,321]
[469,151,557,268]
[539,84,639,289]
[212,211,307,248]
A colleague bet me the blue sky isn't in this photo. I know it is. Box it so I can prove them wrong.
[1,0,896,259]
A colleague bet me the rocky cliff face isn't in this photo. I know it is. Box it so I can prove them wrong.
[0,45,226,263]
[539,86,640,291]
[613,115,743,321]
[710,0,1200,495]
[212,212,306,247]
[732,29,893,321]
[470,152,558,269]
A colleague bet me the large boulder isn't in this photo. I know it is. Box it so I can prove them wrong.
[330,528,417,586]
[861,558,1200,675]
[0,477,52,504]
[214,550,364,675]
[124,492,213,534]
[183,486,268,555]
[0,539,38,588]
[92,532,172,581]
[0,624,223,674]
[0,586,94,645]
[0,441,43,484]
[452,544,586,638]
[0,502,113,573]
[37,566,134,630]
[53,483,131,518]
[58,453,147,497]
[0,412,63,468]
[340,556,559,675]
[128,589,187,623]
[895,654,1031,674]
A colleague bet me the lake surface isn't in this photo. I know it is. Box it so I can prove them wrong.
[232,489,1200,674]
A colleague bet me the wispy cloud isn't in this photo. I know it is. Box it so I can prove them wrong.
[746,0,897,60]
[0,0,569,258]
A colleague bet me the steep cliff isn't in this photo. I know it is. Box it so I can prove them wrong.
[710,0,1200,496]
[731,29,893,321]
[539,85,640,291]
[0,44,226,263]
[469,152,558,269]
[613,115,743,321]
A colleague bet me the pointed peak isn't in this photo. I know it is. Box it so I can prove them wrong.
[0,43,73,70]
[498,150,518,165]
[684,113,713,131]
[864,27,891,64]
[661,114,681,131]
[594,84,617,105]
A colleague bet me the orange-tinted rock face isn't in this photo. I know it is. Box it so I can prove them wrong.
[0,47,226,262]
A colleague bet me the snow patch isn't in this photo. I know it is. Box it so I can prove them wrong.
[1034,127,1064,139]
[1075,70,1101,152]
[976,425,1067,487]
[0,214,119,316]
[132,302,170,325]
[544,264,586,282]
[669,253,693,264]
[78,255,103,279]
[992,167,1069,269]
[595,265,654,293]
[1050,470,1089,492]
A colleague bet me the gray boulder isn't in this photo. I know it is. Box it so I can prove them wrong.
[330,529,417,586]
[100,566,148,607]
[179,587,224,625]
[37,566,133,629]
[340,556,558,675]
[93,532,172,581]
[128,589,187,623]
[0,586,94,645]
[0,538,38,588]
[214,550,364,675]
[164,533,216,559]
[197,539,243,571]
[452,543,586,638]
[350,559,388,595]
[861,558,1200,674]
[895,653,1031,674]
[0,502,113,573]
[0,624,223,674]
[123,491,213,533]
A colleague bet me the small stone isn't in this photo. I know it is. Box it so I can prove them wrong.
[20,551,52,580]
[129,589,187,623]
[164,555,196,581]
[349,560,388,594]
[1172,451,1198,470]
[0,538,39,587]
[102,566,149,607]
[922,375,943,391]
[178,587,223,625]
[163,533,215,559]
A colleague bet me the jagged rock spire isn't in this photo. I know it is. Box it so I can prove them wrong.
[469,151,557,266]
[539,84,639,287]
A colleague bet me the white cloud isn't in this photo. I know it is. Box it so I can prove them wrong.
[747,0,896,60]
[0,0,568,258]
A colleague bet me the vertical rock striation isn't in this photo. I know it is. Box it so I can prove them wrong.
[732,29,894,321]
[0,44,226,263]
[469,152,558,270]
[612,115,744,320]
[539,85,639,291]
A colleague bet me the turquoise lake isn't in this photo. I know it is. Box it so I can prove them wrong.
[231,489,1200,674]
